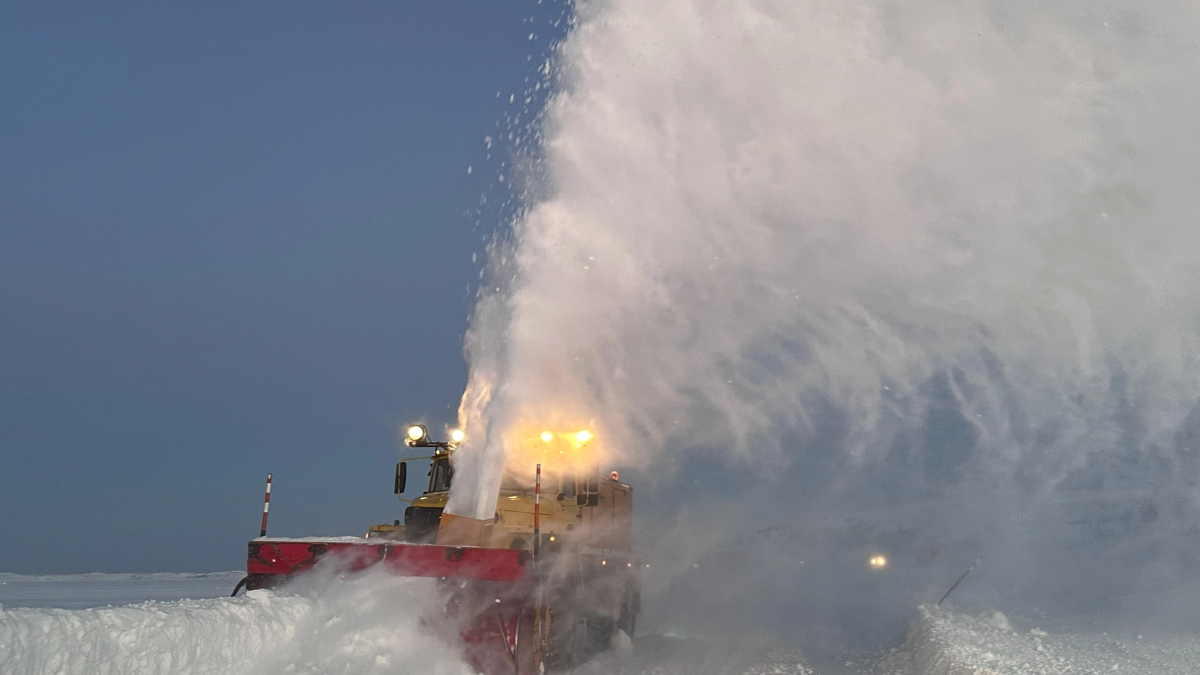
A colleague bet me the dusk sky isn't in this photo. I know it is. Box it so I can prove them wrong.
[1,2,565,573]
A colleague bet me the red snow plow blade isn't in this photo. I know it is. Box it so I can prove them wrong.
[241,537,541,674]
[244,537,531,586]
[238,536,641,675]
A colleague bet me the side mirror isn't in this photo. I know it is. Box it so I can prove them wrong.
[395,462,407,494]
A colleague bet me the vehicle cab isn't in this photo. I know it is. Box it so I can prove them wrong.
[368,425,632,553]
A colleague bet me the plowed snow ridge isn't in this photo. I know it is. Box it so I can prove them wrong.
[0,570,472,675]
[909,606,1200,675]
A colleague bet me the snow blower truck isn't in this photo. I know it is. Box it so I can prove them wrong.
[235,425,642,674]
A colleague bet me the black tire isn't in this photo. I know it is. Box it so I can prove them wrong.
[545,604,586,671]
[586,615,615,656]
[616,590,637,638]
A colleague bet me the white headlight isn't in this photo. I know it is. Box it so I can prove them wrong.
[450,429,465,443]
[406,425,427,443]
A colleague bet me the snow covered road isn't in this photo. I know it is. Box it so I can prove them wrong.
[4,572,1200,675]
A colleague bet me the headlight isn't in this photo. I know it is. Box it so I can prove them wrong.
[406,424,428,443]
[450,429,465,443]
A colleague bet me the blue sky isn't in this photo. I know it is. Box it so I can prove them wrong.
[1,2,566,573]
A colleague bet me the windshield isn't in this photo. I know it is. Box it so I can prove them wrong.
[428,458,452,493]
[499,470,579,496]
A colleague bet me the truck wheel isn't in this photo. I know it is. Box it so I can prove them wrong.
[586,615,614,656]
[545,606,588,671]
[616,591,637,638]
[514,608,537,675]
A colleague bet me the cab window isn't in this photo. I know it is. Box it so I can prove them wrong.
[428,458,453,493]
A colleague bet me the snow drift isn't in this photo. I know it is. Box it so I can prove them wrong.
[0,569,471,675]
[902,605,1200,675]
[0,590,306,675]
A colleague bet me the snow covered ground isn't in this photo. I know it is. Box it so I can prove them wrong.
[896,605,1200,675]
[5,571,1199,675]
[0,571,243,609]
[0,570,823,675]
[575,635,816,675]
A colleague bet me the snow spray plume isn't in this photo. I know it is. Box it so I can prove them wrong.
[252,562,473,675]
[453,0,1200,635]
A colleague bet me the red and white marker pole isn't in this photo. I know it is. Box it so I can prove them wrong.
[533,464,541,559]
[260,473,272,537]
[532,463,546,660]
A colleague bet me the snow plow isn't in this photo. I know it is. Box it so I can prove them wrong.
[236,425,641,674]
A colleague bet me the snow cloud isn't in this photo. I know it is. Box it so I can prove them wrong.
[450,0,1200,632]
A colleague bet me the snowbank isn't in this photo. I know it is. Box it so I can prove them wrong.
[906,605,1200,675]
[0,568,473,675]
[0,590,308,675]
[905,606,1001,675]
